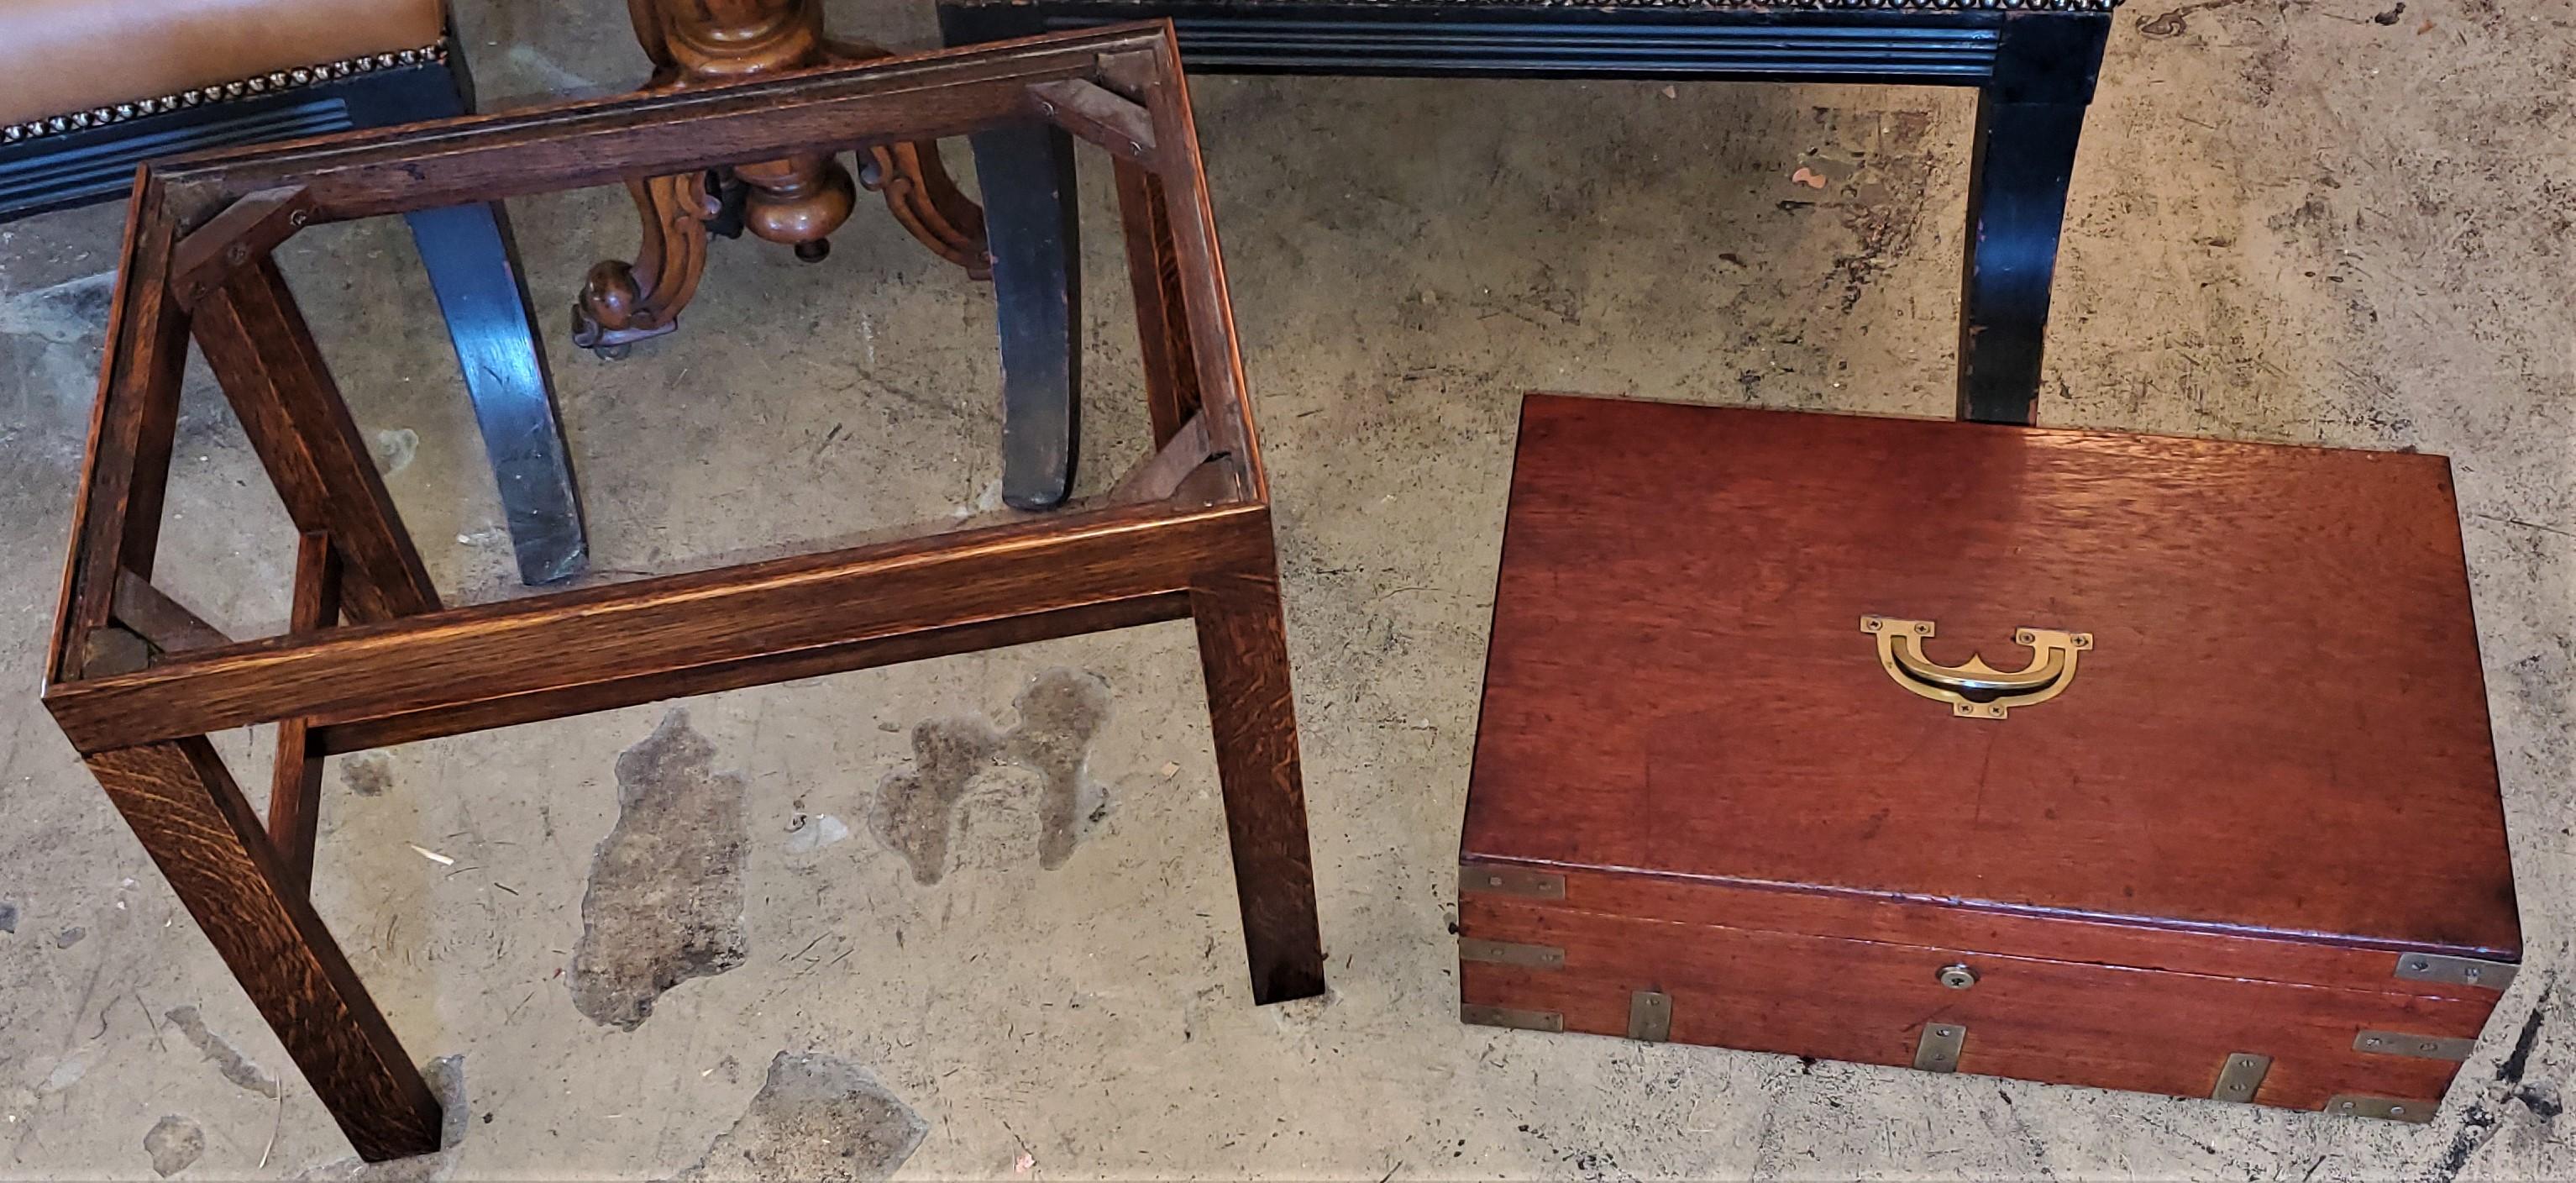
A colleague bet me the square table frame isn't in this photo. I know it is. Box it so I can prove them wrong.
[38,24,1325,1162]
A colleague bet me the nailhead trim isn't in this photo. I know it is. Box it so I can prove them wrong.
[4,40,448,145]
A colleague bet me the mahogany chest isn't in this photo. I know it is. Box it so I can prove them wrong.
[1458,393,2522,1121]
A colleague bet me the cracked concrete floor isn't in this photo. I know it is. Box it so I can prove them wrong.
[3,0,2573,1177]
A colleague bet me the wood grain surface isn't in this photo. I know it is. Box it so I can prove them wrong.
[48,173,189,684]
[45,27,1328,1159]
[88,739,440,1158]
[267,530,344,894]
[1460,896,2491,1115]
[1192,549,1327,1003]
[190,258,438,624]
[1464,394,2518,960]
[47,502,1269,753]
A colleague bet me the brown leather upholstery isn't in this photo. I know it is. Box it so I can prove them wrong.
[0,0,445,126]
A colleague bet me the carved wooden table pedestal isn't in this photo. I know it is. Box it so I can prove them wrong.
[43,26,1324,1164]
[570,0,992,352]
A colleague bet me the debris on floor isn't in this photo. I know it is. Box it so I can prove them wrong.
[674,1052,925,1182]
[165,1006,281,1098]
[783,812,852,854]
[570,708,750,1030]
[142,1114,204,1178]
[868,667,1111,884]
[340,754,395,797]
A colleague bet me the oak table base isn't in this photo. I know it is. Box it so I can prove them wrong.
[42,26,1325,1162]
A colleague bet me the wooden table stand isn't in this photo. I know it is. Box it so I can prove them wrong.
[39,24,1325,1162]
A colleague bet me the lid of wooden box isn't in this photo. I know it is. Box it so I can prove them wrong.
[1462,394,2519,965]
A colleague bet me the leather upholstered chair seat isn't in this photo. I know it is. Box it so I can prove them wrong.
[0,0,445,131]
[0,0,591,586]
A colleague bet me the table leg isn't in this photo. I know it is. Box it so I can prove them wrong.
[88,740,440,1161]
[1955,12,2109,424]
[973,123,1085,509]
[1191,553,1329,1005]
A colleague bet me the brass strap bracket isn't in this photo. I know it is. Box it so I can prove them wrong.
[2327,1095,2436,1123]
[1461,1003,1562,1033]
[2211,1052,2271,1102]
[2392,952,2516,991]
[2354,1031,2475,1061]
[1459,938,1565,970]
[1627,991,1673,1042]
[1913,1023,1966,1072]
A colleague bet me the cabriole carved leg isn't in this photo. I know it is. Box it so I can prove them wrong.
[573,172,721,350]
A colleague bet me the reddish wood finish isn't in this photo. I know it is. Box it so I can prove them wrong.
[1468,394,2515,958]
[1115,158,1200,447]
[87,739,438,1159]
[1192,549,1326,1002]
[1459,392,2518,1117]
[1461,898,2487,1112]
[267,530,344,894]
[49,173,194,685]
[190,258,438,624]
[112,570,233,656]
[44,27,1322,1161]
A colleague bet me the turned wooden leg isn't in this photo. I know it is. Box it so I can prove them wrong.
[733,152,858,260]
[1191,551,1328,1004]
[87,739,438,1160]
[971,122,1083,509]
[1955,12,2107,425]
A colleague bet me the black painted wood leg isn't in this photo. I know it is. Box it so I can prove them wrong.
[352,54,589,586]
[404,202,590,584]
[969,123,1083,510]
[1954,12,2109,425]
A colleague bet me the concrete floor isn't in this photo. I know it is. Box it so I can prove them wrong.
[3,0,2572,1176]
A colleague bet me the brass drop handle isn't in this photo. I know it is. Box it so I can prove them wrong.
[1860,616,2092,720]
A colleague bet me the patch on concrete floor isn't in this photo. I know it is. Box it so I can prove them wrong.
[0,271,113,345]
[868,668,1111,884]
[293,1055,469,1183]
[673,1052,926,1182]
[570,709,749,1030]
[370,429,419,478]
[165,1005,281,1098]
[143,1114,204,1177]
[55,925,83,948]
[340,754,395,797]
[0,901,15,933]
